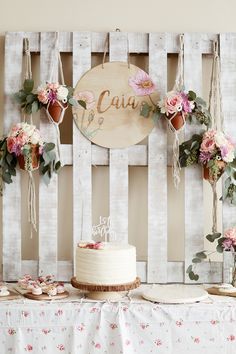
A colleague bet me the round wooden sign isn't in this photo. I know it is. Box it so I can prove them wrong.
[73,62,157,148]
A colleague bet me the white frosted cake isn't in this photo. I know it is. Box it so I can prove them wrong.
[76,242,137,285]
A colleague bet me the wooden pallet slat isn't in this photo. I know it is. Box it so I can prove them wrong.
[2,32,24,280]
[184,33,206,283]
[38,32,59,277]
[109,31,129,242]
[72,32,92,275]
[220,33,236,280]
[147,32,168,283]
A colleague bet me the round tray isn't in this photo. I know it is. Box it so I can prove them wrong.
[71,277,140,292]
[24,290,69,301]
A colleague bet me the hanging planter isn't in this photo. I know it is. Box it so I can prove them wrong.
[18,144,40,171]
[0,122,61,232]
[47,100,68,123]
[203,160,226,183]
[168,111,186,131]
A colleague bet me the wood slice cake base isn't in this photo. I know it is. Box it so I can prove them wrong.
[71,277,140,300]
[24,291,69,301]
[0,290,21,301]
[207,287,236,298]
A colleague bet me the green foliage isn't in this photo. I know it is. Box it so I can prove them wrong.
[222,158,236,204]
[0,138,17,194]
[140,102,153,118]
[187,91,211,127]
[0,138,61,193]
[179,133,203,168]
[206,232,221,243]
[14,79,42,115]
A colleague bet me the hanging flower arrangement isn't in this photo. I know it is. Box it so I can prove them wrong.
[0,122,60,186]
[14,79,86,117]
[179,130,235,181]
[187,226,236,282]
[0,122,60,232]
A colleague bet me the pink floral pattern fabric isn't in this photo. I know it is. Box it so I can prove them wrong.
[0,286,236,353]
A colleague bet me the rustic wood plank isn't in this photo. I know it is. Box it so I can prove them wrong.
[147,33,168,283]
[11,32,217,54]
[109,31,129,242]
[184,33,204,283]
[72,32,92,276]
[220,33,236,281]
[2,32,24,280]
[38,32,59,277]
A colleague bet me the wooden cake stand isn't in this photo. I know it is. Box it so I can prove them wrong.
[71,276,140,300]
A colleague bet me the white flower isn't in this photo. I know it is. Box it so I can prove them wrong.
[21,123,36,137]
[56,86,68,102]
[224,150,235,163]
[215,131,228,147]
[30,131,41,145]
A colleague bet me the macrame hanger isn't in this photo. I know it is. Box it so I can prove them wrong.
[167,34,185,189]
[209,38,224,131]
[23,38,33,125]
[46,31,66,165]
[174,34,184,92]
[102,29,130,69]
[208,37,225,234]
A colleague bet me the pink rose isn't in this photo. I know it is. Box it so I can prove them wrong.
[200,138,216,153]
[7,136,17,154]
[159,91,183,116]
[224,228,236,245]
[38,90,48,104]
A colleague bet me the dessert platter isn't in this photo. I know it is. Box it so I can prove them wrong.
[16,274,69,300]
[0,282,21,301]
[71,241,140,300]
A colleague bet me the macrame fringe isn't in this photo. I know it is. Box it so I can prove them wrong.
[28,171,37,236]
[211,182,218,234]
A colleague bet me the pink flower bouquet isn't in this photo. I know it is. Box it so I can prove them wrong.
[180,129,235,182]
[0,122,61,191]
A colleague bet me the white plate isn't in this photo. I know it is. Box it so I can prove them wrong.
[142,284,209,304]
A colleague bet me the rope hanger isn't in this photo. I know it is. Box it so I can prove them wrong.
[102,29,130,69]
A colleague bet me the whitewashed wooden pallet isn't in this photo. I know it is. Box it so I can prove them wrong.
[3,31,234,283]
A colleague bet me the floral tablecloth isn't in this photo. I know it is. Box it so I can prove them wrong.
[1,285,236,354]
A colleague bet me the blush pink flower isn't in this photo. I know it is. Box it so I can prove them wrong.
[25,344,33,351]
[74,91,95,109]
[57,344,65,351]
[224,227,236,245]
[158,91,183,116]
[7,136,18,154]
[38,90,48,104]
[200,138,216,153]
[129,69,156,96]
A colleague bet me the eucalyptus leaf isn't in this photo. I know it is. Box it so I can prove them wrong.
[44,143,55,153]
[195,251,207,259]
[192,257,201,263]
[140,102,152,118]
[78,100,87,110]
[23,79,34,93]
[186,265,192,274]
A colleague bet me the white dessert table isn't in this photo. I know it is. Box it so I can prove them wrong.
[0,284,236,354]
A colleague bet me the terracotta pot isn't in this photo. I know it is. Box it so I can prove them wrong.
[168,112,186,130]
[18,145,39,171]
[203,160,226,183]
[47,101,68,123]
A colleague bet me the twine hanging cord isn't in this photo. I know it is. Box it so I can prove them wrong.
[208,38,224,131]
[46,31,67,164]
[166,33,185,189]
